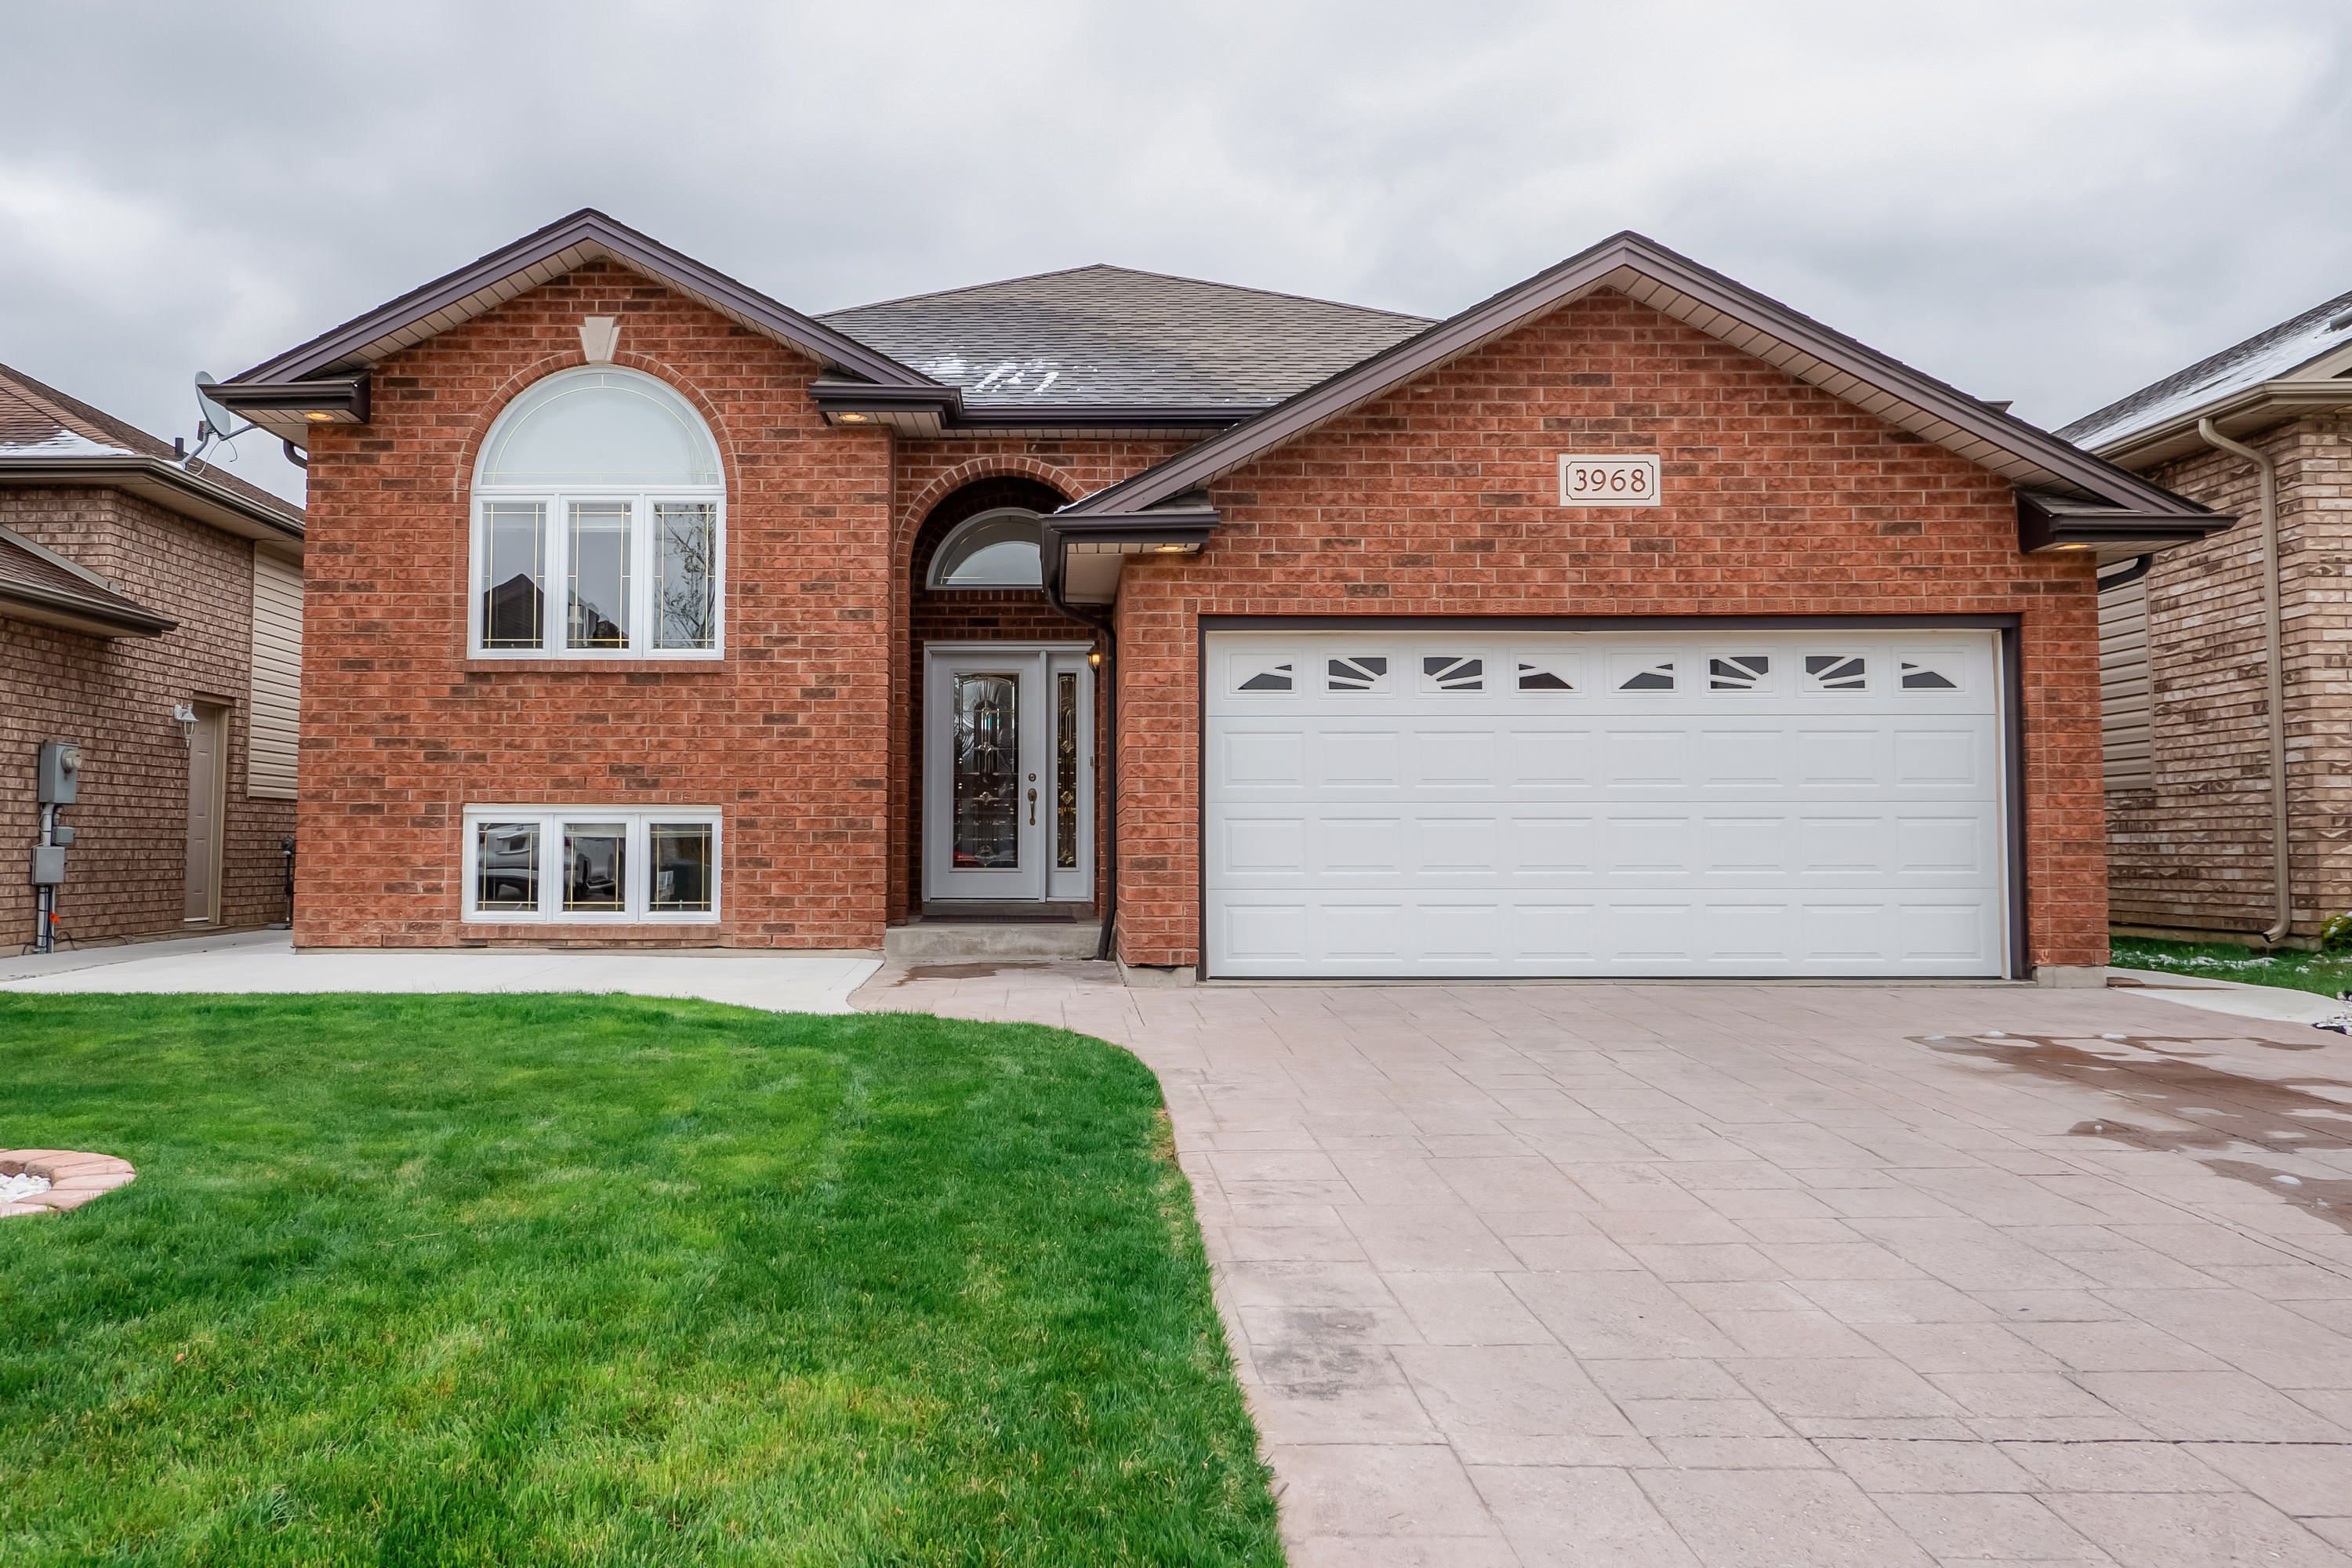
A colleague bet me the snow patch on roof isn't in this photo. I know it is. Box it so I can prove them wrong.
[0,427,136,458]
[2062,292,2352,451]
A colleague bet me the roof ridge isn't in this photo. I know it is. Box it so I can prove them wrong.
[818,262,1434,325]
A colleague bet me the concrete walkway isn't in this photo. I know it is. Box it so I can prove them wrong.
[856,963,2352,1566]
[0,931,880,1014]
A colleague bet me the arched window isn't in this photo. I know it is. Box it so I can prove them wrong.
[928,509,1044,588]
[470,367,724,657]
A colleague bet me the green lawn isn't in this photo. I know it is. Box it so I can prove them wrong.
[2111,935,2352,1000]
[0,994,1279,1566]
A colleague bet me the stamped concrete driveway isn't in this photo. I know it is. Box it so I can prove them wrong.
[856,964,2352,1567]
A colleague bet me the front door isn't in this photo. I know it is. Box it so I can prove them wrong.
[184,701,227,924]
[923,645,1094,902]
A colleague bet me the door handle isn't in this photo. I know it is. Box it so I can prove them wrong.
[1028,788,1037,825]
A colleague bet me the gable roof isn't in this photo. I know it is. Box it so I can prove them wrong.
[2059,288,2352,462]
[1058,231,2216,524]
[222,209,938,394]
[0,361,305,543]
[815,263,1431,410]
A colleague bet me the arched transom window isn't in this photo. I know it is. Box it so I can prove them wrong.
[470,367,724,657]
[928,509,1044,588]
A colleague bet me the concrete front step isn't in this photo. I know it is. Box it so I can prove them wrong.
[884,922,1104,962]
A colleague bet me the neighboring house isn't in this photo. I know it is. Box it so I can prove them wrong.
[2062,294,2352,947]
[1,361,305,948]
[208,210,2223,982]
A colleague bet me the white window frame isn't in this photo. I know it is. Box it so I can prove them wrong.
[461,807,722,924]
[927,507,1044,589]
[469,372,724,660]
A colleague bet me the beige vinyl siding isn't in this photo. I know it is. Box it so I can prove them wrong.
[2100,573,2152,791]
[249,546,302,799]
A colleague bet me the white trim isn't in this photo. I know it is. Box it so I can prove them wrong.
[927,507,1045,589]
[461,806,722,924]
[469,368,724,660]
[921,644,1094,902]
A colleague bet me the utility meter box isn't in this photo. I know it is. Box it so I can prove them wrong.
[37,739,81,804]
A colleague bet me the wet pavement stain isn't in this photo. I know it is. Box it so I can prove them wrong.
[1916,1032,2352,1236]
[893,963,1008,984]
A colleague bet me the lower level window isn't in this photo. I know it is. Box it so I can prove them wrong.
[463,808,720,923]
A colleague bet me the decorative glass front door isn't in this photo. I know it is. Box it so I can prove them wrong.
[951,673,1020,869]
[924,646,1093,902]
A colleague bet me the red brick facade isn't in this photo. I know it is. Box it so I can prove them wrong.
[2,487,295,946]
[298,260,901,948]
[294,272,2107,969]
[1110,292,2107,969]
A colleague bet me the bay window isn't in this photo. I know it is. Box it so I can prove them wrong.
[463,808,720,923]
[470,367,723,658]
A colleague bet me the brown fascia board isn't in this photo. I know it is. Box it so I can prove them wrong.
[808,379,1258,434]
[0,456,303,545]
[203,376,371,425]
[2016,487,2235,564]
[1060,230,2219,526]
[0,579,176,638]
[1040,511,1219,613]
[222,209,940,394]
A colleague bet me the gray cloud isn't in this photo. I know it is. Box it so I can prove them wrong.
[3,0,2345,506]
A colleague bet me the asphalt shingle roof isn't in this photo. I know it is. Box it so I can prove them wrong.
[0,360,305,528]
[815,264,1433,409]
[2060,289,2352,452]
[0,527,172,631]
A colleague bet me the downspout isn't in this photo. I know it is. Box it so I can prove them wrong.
[1040,533,1119,962]
[2196,418,2292,945]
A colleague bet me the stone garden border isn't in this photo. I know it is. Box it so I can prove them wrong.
[1,1150,136,1218]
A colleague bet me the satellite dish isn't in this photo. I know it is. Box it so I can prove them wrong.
[194,372,244,442]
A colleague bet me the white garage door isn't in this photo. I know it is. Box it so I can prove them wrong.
[1205,628,2009,979]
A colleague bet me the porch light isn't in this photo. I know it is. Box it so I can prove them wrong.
[1153,543,1190,553]
[837,412,869,423]
[171,702,198,746]
[1087,651,1102,668]
[303,410,336,422]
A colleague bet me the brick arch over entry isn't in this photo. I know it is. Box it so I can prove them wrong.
[909,475,1071,589]
[896,474,1105,922]
[899,459,1079,555]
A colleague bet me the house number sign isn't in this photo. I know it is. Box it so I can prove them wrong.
[1558,453,1660,506]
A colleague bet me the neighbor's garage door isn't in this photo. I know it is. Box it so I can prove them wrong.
[1204,629,2008,979]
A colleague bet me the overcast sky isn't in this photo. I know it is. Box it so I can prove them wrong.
[3,1,2347,506]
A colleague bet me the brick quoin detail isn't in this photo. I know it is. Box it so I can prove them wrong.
[1106,290,2106,971]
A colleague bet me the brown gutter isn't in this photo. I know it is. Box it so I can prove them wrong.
[2196,418,2292,945]
[0,456,303,544]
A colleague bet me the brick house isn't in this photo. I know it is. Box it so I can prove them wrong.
[2063,292,2352,946]
[2,362,305,949]
[210,211,2223,982]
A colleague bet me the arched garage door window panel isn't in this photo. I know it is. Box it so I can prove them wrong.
[470,367,724,658]
[928,509,1044,588]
